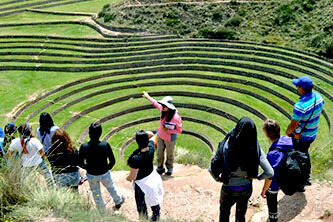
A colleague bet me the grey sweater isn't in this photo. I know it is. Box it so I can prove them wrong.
[225,148,274,187]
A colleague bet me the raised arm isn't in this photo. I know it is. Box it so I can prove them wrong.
[142,91,163,111]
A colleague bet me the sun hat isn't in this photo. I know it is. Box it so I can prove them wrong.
[292,76,313,90]
[158,96,176,110]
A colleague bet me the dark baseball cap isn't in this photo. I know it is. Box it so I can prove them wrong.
[292,76,313,90]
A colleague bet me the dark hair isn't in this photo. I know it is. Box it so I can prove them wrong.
[4,123,16,135]
[51,128,75,155]
[39,112,55,135]
[135,130,149,149]
[161,109,176,122]
[4,123,16,146]
[17,122,32,138]
[227,117,259,178]
[89,123,102,141]
[303,85,313,94]
[263,119,280,141]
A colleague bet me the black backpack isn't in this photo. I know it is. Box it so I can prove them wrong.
[272,148,310,195]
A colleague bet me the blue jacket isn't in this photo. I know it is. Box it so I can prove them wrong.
[267,135,293,191]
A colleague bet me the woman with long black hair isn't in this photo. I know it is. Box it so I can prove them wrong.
[37,112,59,155]
[209,117,274,222]
[142,91,182,176]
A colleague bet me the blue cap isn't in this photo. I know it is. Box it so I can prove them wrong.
[292,76,313,90]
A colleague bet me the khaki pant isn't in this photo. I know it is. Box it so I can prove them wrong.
[156,136,176,170]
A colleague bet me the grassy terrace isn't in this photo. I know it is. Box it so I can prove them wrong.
[0,1,332,180]
[0,1,332,221]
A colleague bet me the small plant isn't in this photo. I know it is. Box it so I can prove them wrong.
[274,4,294,25]
[104,13,116,23]
[225,16,243,27]
[166,18,179,27]
[212,8,223,20]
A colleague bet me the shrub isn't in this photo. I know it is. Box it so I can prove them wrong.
[310,33,324,48]
[166,18,179,27]
[323,22,333,34]
[225,15,243,27]
[97,11,105,18]
[212,8,223,20]
[103,13,116,23]
[324,40,333,59]
[274,4,294,25]
[238,9,246,17]
[102,4,110,10]
[199,27,237,40]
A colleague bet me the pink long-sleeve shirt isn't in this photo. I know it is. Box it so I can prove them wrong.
[147,95,182,142]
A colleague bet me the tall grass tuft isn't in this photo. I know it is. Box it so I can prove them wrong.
[0,160,129,221]
[174,146,210,168]
[0,159,41,217]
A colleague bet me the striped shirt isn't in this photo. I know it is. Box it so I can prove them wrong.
[292,91,324,141]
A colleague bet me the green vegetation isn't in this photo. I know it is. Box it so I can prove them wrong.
[0,0,332,220]
[98,0,333,58]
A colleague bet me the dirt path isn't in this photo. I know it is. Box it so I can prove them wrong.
[79,164,333,222]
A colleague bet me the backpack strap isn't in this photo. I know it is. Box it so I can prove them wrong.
[299,95,317,134]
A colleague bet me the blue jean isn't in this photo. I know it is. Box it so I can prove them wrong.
[54,169,80,188]
[36,160,54,185]
[219,185,253,222]
[135,183,160,221]
[86,171,122,210]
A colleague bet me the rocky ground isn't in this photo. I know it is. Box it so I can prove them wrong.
[78,164,333,222]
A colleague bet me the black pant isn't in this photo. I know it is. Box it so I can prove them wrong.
[266,190,278,222]
[219,185,253,222]
[292,138,313,182]
[134,183,160,221]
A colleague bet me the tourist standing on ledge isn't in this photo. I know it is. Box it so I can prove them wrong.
[79,123,124,211]
[37,112,59,155]
[142,91,182,176]
[286,76,324,188]
[127,130,164,221]
[209,117,274,222]
[261,119,293,222]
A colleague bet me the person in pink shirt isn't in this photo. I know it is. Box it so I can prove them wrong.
[142,92,182,176]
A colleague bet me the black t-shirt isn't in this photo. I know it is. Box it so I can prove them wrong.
[48,149,80,174]
[79,140,115,175]
[128,140,155,180]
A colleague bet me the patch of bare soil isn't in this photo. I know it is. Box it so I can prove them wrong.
[78,164,333,222]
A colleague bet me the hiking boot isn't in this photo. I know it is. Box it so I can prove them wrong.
[114,196,125,210]
[165,169,173,176]
[156,168,165,175]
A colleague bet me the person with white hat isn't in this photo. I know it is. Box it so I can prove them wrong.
[142,92,182,176]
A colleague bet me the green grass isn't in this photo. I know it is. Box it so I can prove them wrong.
[46,0,122,13]
[0,24,102,37]
[0,11,90,23]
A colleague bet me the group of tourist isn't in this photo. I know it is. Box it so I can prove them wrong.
[0,75,324,222]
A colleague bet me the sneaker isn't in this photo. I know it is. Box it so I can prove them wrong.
[114,196,125,210]
[156,168,165,175]
[78,176,87,185]
[165,169,173,176]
